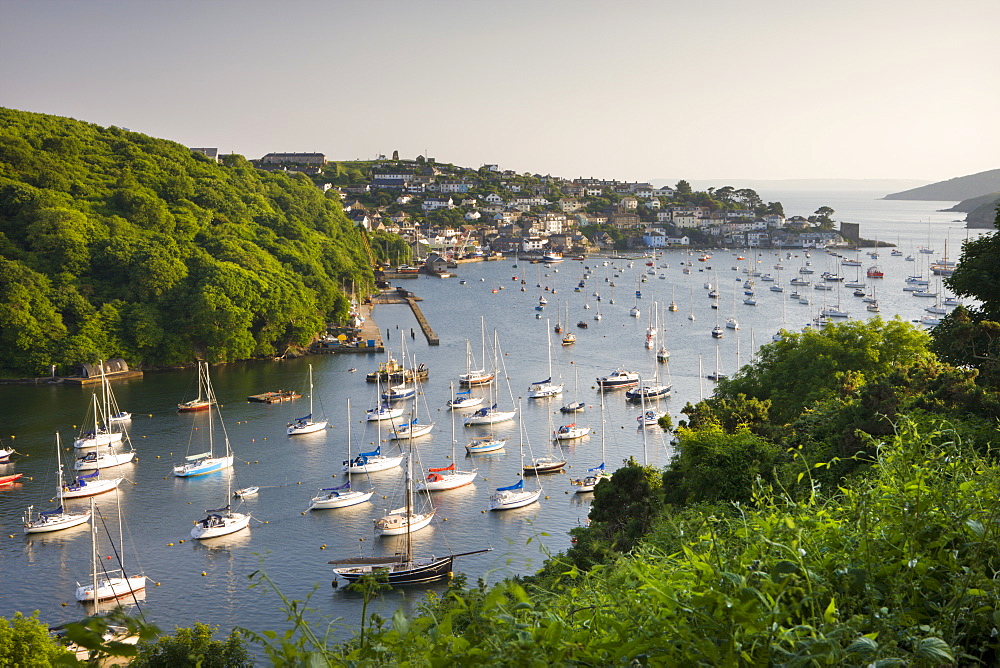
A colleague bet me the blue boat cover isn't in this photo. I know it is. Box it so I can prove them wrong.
[358,446,380,459]
[206,504,231,514]
[41,505,64,516]
[295,413,312,422]
[455,390,471,396]
[322,481,351,492]
[78,471,100,480]
[496,479,524,492]
[588,462,606,473]
[532,377,551,386]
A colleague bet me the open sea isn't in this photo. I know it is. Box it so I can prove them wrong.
[0,190,989,647]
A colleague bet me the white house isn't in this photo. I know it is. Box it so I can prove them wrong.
[422,196,455,211]
[620,196,639,210]
[586,187,604,197]
[521,236,548,252]
[656,210,673,224]
[763,214,786,228]
[484,193,503,204]
[643,198,661,209]
[396,194,413,205]
[666,235,690,246]
[464,211,482,221]
[673,213,700,229]
[438,181,471,194]
[654,186,676,197]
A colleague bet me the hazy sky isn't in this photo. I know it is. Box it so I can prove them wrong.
[3,0,998,183]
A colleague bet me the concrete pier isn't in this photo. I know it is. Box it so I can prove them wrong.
[406,298,439,345]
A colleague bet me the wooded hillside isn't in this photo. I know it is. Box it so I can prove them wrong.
[0,108,375,376]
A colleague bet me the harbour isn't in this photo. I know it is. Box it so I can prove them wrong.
[0,194,985,646]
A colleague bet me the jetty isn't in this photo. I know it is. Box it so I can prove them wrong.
[248,390,301,403]
[371,288,440,345]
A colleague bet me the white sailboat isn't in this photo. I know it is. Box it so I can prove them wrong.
[419,384,478,492]
[465,332,516,425]
[560,363,586,413]
[23,434,92,533]
[458,317,495,386]
[374,435,435,536]
[287,364,328,436]
[343,402,405,473]
[75,494,146,602]
[173,362,234,477]
[310,399,375,509]
[74,362,128,450]
[527,321,563,399]
[489,410,543,511]
[366,375,405,422]
[391,360,435,439]
[645,301,658,349]
[190,471,251,539]
[571,391,613,493]
[62,433,124,500]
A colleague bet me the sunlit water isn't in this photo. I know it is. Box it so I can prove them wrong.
[0,192,988,644]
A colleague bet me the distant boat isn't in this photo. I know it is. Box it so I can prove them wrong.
[177,362,215,412]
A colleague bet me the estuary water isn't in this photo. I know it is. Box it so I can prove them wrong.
[0,192,988,642]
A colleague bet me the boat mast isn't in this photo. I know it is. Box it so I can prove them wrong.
[404,418,414,566]
[90,497,98,600]
[56,433,64,502]
[308,364,314,418]
[640,383,648,466]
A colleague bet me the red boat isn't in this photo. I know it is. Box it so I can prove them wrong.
[177,399,212,412]
[867,265,884,278]
[0,473,24,485]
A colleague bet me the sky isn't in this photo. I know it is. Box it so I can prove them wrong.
[2,0,998,183]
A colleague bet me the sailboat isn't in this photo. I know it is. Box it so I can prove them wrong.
[173,362,234,477]
[668,285,678,312]
[330,455,490,588]
[687,287,696,321]
[571,390,613,493]
[374,432,435,536]
[23,433,92,533]
[625,354,671,402]
[75,494,146,601]
[177,361,214,412]
[390,360,434,439]
[645,301,658,348]
[725,284,739,330]
[366,374,405,422]
[419,384,478,491]
[706,346,727,382]
[465,332,516,425]
[73,365,125,450]
[458,317,495,386]
[447,386,484,410]
[287,364,328,435]
[489,411,543,511]
[527,321,563,399]
[560,302,576,345]
[560,363,586,413]
[310,399,375,509]
[190,463,251,540]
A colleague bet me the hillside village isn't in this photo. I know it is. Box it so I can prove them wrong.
[230,150,848,259]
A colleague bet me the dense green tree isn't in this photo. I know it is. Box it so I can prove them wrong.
[0,611,71,666]
[663,424,779,505]
[675,179,692,195]
[131,623,252,668]
[720,318,933,424]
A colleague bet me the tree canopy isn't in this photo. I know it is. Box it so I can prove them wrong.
[0,108,376,375]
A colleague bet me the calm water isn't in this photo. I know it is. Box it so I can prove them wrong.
[0,192,988,642]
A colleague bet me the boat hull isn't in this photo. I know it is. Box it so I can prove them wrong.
[343,454,405,474]
[447,397,484,409]
[466,437,506,453]
[390,424,434,440]
[463,410,516,426]
[74,451,135,471]
[73,432,123,450]
[191,512,250,539]
[333,555,455,586]
[489,488,542,511]
[309,490,374,510]
[24,510,91,534]
[75,575,147,602]
[554,427,589,441]
[177,401,212,413]
[417,470,477,492]
[61,477,123,499]
[287,420,328,436]
[375,511,434,536]
[173,455,234,477]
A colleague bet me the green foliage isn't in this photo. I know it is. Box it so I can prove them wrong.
[931,304,1000,389]
[0,107,378,374]
[664,424,779,506]
[0,611,71,666]
[721,317,933,424]
[130,623,252,668]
